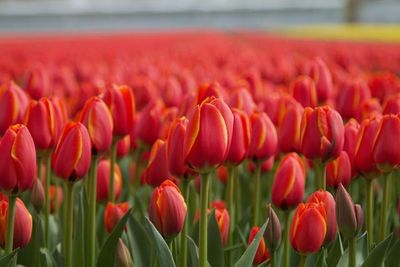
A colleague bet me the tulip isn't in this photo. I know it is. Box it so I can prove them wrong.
[271,153,305,210]
[136,100,164,146]
[383,93,400,115]
[79,96,113,154]
[196,82,224,104]
[49,185,63,214]
[49,96,67,140]
[161,76,183,108]
[278,102,304,153]
[307,190,337,244]
[290,76,317,108]
[217,165,228,185]
[0,124,36,193]
[104,202,130,233]
[0,195,32,249]
[24,65,50,100]
[229,88,256,115]
[264,204,282,253]
[116,135,130,159]
[0,81,29,135]
[214,204,230,246]
[31,180,45,212]
[343,119,360,177]
[116,239,132,267]
[96,159,122,202]
[143,139,172,187]
[149,180,187,239]
[336,79,371,120]
[51,122,91,181]
[369,72,399,102]
[166,117,188,177]
[290,202,327,254]
[356,98,382,121]
[226,109,251,165]
[305,57,333,103]
[248,226,270,266]
[325,151,351,188]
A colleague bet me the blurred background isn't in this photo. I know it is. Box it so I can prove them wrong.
[0,0,399,33]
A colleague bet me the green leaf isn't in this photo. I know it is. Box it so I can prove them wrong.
[326,234,344,267]
[75,188,89,266]
[234,220,268,267]
[40,248,57,267]
[337,232,368,267]
[188,236,199,267]
[127,214,152,267]
[384,239,400,267]
[96,209,131,267]
[314,248,328,267]
[144,217,176,267]
[0,249,19,267]
[362,233,393,267]
[207,209,225,267]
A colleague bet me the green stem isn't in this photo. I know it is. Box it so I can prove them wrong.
[349,237,356,267]
[88,156,98,267]
[44,155,51,249]
[380,172,391,241]
[366,179,374,250]
[37,156,43,181]
[321,162,326,190]
[199,172,211,267]
[5,194,17,255]
[253,163,261,226]
[226,166,235,266]
[109,142,117,203]
[299,254,306,267]
[179,179,189,267]
[283,210,291,267]
[32,214,39,267]
[314,161,325,190]
[65,182,74,267]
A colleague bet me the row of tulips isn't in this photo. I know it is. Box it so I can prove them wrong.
[0,32,399,267]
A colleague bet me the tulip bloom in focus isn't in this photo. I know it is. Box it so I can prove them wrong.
[104,202,130,233]
[96,159,122,202]
[143,139,172,187]
[248,226,270,265]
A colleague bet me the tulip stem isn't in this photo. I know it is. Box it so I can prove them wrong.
[88,156,98,267]
[270,251,275,267]
[253,163,261,226]
[5,194,17,255]
[314,161,325,190]
[349,237,356,267]
[65,182,74,267]
[283,210,291,267]
[366,179,374,250]
[179,179,189,267]
[199,172,211,267]
[299,254,306,267]
[226,166,235,266]
[44,154,51,249]
[380,172,391,241]
[109,142,117,203]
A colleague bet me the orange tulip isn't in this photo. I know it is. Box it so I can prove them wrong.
[96,159,122,202]
[104,202,129,233]
[248,226,270,266]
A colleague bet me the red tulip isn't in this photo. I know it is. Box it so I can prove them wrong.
[264,204,282,252]
[217,165,228,185]
[306,57,333,103]
[226,109,251,165]
[0,81,29,135]
[290,202,327,254]
[343,119,360,176]
[166,117,188,177]
[24,65,50,100]
[48,96,67,140]
[0,194,32,249]
[248,226,270,265]
[196,82,224,104]
[31,180,45,212]
[49,185,63,214]
[369,72,399,102]
[136,100,164,146]
[290,76,317,108]
[143,139,172,187]
[116,136,130,158]
[104,202,129,233]
[51,122,91,181]
[213,203,230,246]
[149,180,187,238]
[299,106,344,162]
[336,79,371,120]
[0,124,36,193]
[326,151,352,188]
[271,153,305,210]
[103,84,135,138]
[247,112,277,161]
[278,102,304,153]
[96,159,122,202]
[307,190,337,244]
[79,96,113,154]
[356,98,382,121]
[184,97,233,171]
[229,88,256,115]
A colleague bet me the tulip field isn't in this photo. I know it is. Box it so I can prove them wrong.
[0,31,400,267]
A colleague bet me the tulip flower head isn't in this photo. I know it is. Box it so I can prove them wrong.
[104,202,129,233]
[49,185,63,214]
[305,57,333,103]
[264,204,282,252]
[96,159,123,202]
[290,75,317,108]
[226,109,251,165]
[325,151,352,188]
[248,226,270,266]
[143,139,172,187]
[166,117,188,177]
[278,102,304,153]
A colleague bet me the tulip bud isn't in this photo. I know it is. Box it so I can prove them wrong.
[149,180,187,238]
[230,88,256,115]
[184,97,233,171]
[0,81,29,135]
[116,238,132,267]
[354,204,364,234]
[226,109,251,165]
[49,185,63,213]
[247,112,277,161]
[103,85,136,138]
[373,115,400,172]
[306,57,333,103]
[0,124,36,193]
[369,72,399,102]
[136,100,164,146]
[52,122,91,181]
[49,96,67,140]
[214,204,230,246]
[290,76,317,108]
[79,96,113,154]
[326,151,351,188]
[290,202,326,254]
[278,102,304,153]
[116,136,130,159]
[307,190,337,244]
[96,159,122,202]
[336,79,371,120]
[264,204,282,252]
[166,117,188,177]
[343,119,360,177]
[217,165,228,185]
[143,139,172,187]
[248,226,270,266]
[299,106,344,162]
[0,195,32,249]
[272,153,305,210]
[24,65,50,100]
[31,180,45,212]
[336,183,362,239]
[104,202,129,233]
[356,98,382,121]
[196,82,224,104]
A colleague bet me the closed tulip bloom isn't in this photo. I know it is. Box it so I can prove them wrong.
[383,94,400,115]
[214,204,230,246]
[0,124,36,193]
[290,202,327,254]
[248,226,270,266]
[24,97,57,150]
[265,204,282,252]
[0,195,32,249]
[116,239,132,267]
[49,185,63,214]
[306,57,333,103]
[247,112,277,161]
[226,109,251,165]
[166,117,188,177]
[356,98,382,121]
[290,76,317,108]
[149,180,187,238]
[230,88,256,115]
[326,151,352,188]
[278,102,304,153]
[96,159,122,202]
[271,153,305,210]
[0,81,29,135]
[307,190,337,244]
[196,82,224,104]
[104,202,129,233]
[79,96,113,154]
[299,106,344,162]
[217,165,228,185]
[116,136,130,158]
[51,122,91,181]
[31,180,45,212]
[103,84,135,137]
[49,97,67,140]
[373,115,400,172]
[336,79,371,120]
[24,65,50,100]
[184,97,233,171]
[136,100,164,146]
[143,139,172,187]
[343,119,360,175]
